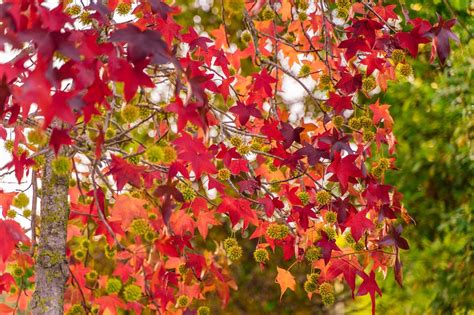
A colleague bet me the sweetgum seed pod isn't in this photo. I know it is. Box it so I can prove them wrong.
[106,278,122,294]
[197,306,211,315]
[224,238,238,251]
[304,280,318,293]
[123,284,142,302]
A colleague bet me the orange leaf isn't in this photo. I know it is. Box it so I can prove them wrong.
[275,267,296,300]
[0,303,14,314]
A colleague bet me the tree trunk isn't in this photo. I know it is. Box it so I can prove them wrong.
[31,150,70,315]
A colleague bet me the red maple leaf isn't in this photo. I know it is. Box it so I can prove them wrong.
[357,271,382,315]
[0,219,30,262]
[345,209,374,242]
[360,53,386,76]
[252,68,277,98]
[166,98,207,132]
[107,155,146,191]
[316,231,341,264]
[395,19,431,57]
[108,58,154,101]
[2,152,34,183]
[229,101,262,125]
[430,15,459,65]
[216,197,258,230]
[327,152,363,192]
[173,133,217,178]
[49,128,73,155]
[326,92,353,113]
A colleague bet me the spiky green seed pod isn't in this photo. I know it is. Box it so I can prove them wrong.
[27,128,47,146]
[304,280,318,293]
[224,238,238,251]
[324,227,337,240]
[298,11,308,21]
[3,140,14,152]
[146,146,163,163]
[261,6,275,21]
[52,156,72,176]
[225,0,245,13]
[130,218,152,235]
[316,190,331,205]
[67,304,85,315]
[121,105,140,123]
[66,5,81,16]
[9,285,18,295]
[13,193,29,208]
[325,211,337,224]
[296,0,309,10]
[321,292,335,305]
[391,49,405,64]
[332,115,344,128]
[363,129,375,142]
[80,239,90,249]
[230,136,243,147]
[237,145,251,155]
[227,245,243,260]
[362,76,376,92]
[79,11,92,25]
[106,278,122,294]
[307,272,320,284]
[378,158,390,170]
[74,249,86,260]
[123,284,142,302]
[105,246,116,259]
[22,209,31,217]
[305,246,322,262]
[180,185,196,202]
[336,0,352,10]
[319,282,334,296]
[105,128,116,139]
[266,223,290,240]
[336,8,349,19]
[116,2,132,15]
[250,140,263,151]
[143,231,156,242]
[86,270,98,281]
[371,166,384,178]
[299,64,311,77]
[217,168,231,181]
[176,295,190,308]
[398,63,413,77]
[197,306,211,315]
[319,74,332,87]
[33,155,45,170]
[359,116,373,129]
[148,213,158,220]
[253,248,270,263]
[178,263,188,275]
[12,266,24,277]
[240,30,252,43]
[348,117,361,130]
[6,210,16,219]
[161,146,177,163]
[298,191,310,205]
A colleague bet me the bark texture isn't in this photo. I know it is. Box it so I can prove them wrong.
[31,151,70,315]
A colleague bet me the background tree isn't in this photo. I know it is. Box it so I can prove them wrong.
[0,0,458,314]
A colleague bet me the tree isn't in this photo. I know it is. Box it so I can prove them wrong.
[0,0,456,314]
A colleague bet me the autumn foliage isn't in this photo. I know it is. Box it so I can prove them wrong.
[0,0,457,314]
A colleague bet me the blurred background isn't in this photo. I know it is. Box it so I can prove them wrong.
[174,0,473,313]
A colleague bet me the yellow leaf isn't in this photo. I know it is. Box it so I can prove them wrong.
[275,267,296,300]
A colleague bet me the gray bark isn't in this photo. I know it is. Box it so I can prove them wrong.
[31,150,70,315]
